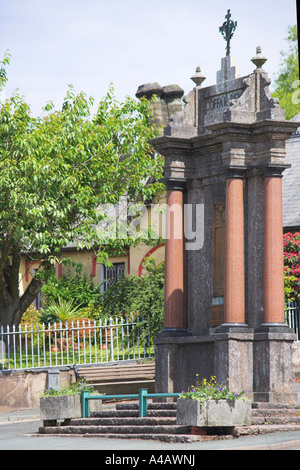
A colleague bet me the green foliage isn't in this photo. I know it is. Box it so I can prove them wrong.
[40,380,97,397]
[41,268,102,309]
[39,259,164,333]
[41,296,84,323]
[272,25,300,120]
[179,375,247,402]
[100,260,164,336]
[40,266,104,323]
[284,232,300,303]
[0,83,161,260]
[0,50,11,92]
[20,304,41,326]
[0,51,163,326]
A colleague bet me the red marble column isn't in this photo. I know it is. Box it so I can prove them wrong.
[263,175,285,324]
[164,183,186,330]
[224,176,246,325]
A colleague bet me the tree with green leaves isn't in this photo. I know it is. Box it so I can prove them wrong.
[0,53,163,327]
[272,25,300,120]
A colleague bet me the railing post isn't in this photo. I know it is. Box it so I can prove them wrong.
[109,317,114,362]
[81,391,90,418]
[139,388,148,418]
[0,325,5,371]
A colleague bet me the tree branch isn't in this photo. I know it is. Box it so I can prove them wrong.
[6,241,21,300]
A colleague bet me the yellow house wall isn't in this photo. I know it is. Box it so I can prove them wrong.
[129,243,165,276]
[129,193,166,275]
[55,250,128,282]
[19,251,129,297]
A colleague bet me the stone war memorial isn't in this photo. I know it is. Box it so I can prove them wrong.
[147,11,300,404]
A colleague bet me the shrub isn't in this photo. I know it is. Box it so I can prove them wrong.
[100,260,164,336]
[20,304,41,326]
[40,380,96,397]
[41,268,102,309]
[284,232,300,303]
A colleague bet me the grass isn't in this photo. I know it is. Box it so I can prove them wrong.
[1,323,155,370]
[0,342,155,370]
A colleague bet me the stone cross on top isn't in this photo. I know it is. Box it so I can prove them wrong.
[219,9,237,56]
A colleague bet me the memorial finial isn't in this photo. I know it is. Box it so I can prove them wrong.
[251,46,267,70]
[219,9,237,56]
[191,66,206,87]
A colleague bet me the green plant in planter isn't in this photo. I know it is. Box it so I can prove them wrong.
[179,375,246,402]
[177,375,251,427]
[40,380,96,397]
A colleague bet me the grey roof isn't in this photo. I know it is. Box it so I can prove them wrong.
[283,113,300,229]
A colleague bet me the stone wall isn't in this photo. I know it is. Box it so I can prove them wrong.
[292,342,300,380]
[0,367,75,412]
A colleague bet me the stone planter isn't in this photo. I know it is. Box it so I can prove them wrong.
[176,398,252,427]
[40,394,102,425]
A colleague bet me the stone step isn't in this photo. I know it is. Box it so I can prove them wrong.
[116,401,300,411]
[70,417,176,426]
[38,400,300,443]
[251,415,300,425]
[235,423,300,437]
[251,402,300,425]
[39,424,192,435]
[94,402,300,426]
[251,402,300,409]
[91,409,177,418]
[39,430,222,443]
[115,402,177,410]
[252,408,300,418]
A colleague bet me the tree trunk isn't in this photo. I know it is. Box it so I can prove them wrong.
[0,276,44,327]
[0,301,22,328]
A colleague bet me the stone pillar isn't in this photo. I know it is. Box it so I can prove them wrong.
[263,171,285,325]
[252,167,297,404]
[163,181,187,333]
[223,171,246,327]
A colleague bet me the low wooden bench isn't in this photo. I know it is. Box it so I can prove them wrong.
[74,362,155,391]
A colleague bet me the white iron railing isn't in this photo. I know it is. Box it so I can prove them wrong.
[0,316,153,372]
[285,301,300,341]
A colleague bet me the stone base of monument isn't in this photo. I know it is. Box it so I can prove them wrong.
[155,327,298,405]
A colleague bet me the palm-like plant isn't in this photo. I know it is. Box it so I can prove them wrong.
[45,297,83,323]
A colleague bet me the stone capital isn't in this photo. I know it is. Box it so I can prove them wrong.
[161,178,186,191]
[225,165,247,179]
[262,163,291,178]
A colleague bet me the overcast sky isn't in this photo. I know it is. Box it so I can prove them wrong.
[0,0,297,116]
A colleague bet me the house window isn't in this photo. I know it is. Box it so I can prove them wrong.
[32,269,43,310]
[103,262,125,291]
